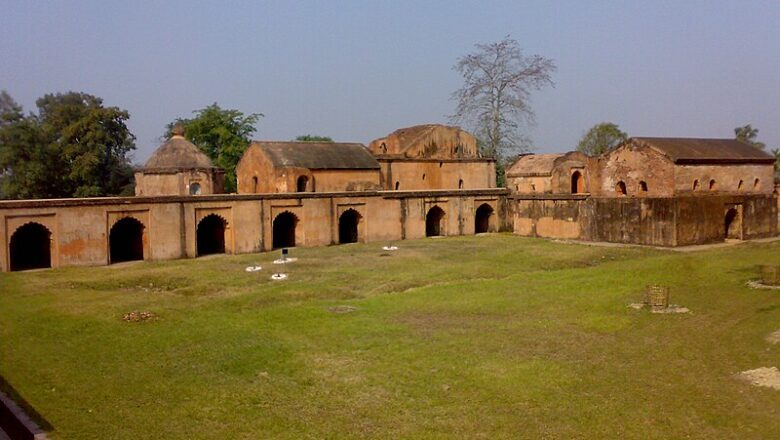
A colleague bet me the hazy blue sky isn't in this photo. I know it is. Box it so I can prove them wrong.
[2,0,778,162]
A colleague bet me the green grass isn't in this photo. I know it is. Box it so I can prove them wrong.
[1,234,779,439]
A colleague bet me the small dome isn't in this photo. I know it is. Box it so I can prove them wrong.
[143,128,215,170]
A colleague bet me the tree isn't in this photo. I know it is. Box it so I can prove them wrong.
[577,122,628,156]
[295,134,333,142]
[450,35,556,160]
[772,147,780,172]
[734,124,766,150]
[0,91,136,199]
[167,103,262,193]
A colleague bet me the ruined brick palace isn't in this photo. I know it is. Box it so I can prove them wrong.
[0,124,777,271]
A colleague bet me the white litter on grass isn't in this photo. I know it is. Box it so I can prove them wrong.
[746,280,780,290]
[270,273,288,281]
[244,265,262,272]
[273,257,298,264]
[382,246,398,251]
[735,367,780,390]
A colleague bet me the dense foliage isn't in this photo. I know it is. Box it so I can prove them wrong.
[166,104,262,193]
[0,91,136,199]
[295,134,333,142]
[577,122,628,156]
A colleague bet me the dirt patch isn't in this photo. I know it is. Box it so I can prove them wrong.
[122,311,156,322]
[736,367,780,390]
[765,330,780,345]
[328,305,357,314]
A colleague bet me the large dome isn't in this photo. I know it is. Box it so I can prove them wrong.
[143,124,216,170]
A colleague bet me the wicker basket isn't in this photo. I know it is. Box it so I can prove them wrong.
[761,265,780,286]
[646,285,670,311]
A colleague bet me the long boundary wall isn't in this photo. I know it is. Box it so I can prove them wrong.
[0,189,508,272]
[512,194,777,246]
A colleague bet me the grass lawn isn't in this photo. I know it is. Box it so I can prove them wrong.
[1,234,779,439]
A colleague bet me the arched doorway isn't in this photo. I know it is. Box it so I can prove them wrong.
[273,212,298,249]
[197,214,227,256]
[9,223,51,271]
[296,176,309,192]
[475,203,494,233]
[724,207,741,239]
[426,206,445,237]
[571,171,584,194]
[616,181,627,196]
[109,217,145,263]
[338,209,361,244]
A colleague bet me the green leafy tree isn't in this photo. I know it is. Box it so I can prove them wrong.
[0,91,136,199]
[450,35,556,159]
[295,134,333,142]
[734,124,765,149]
[167,103,262,193]
[577,122,628,156]
[772,147,779,172]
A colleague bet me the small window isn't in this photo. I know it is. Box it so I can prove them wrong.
[297,176,309,192]
[458,179,464,189]
[395,181,400,190]
[189,182,202,195]
[252,176,258,193]
[515,184,519,191]
[639,181,648,192]
[530,183,536,191]
[709,179,716,191]
[439,162,443,168]
[754,178,760,189]
[693,179,700,191]
[616,181,627,196]
[737,179,744,191]
[422,173,426,181]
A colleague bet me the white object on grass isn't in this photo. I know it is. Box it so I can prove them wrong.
[245,265,262,272]
[382,246,398,251]
[273,257,298,264]
[270,273,288,281]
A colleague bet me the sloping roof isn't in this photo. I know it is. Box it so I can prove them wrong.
[251,141,380,169]
[506,154,564,177]
[632,137,775,164]
[144,135,216,170]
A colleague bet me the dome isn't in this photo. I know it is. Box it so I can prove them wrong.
[143,125,216,170]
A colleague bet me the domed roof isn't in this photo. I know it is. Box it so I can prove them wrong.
[143,124,216,170]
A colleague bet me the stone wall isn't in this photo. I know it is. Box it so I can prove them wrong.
[512,194,777,247]
[378,160,496,191]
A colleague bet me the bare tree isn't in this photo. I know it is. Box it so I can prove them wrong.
[450,36,556,159]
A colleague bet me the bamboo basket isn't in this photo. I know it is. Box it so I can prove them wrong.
[761,265,780,286]
[646,285,670,311]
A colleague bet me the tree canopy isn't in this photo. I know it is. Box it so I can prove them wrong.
[576,122,628,156]
[166,103,262,193]
[734,124,766,150]
[450,35,556,159]
[295,134,333,142]
[0,91,136,199]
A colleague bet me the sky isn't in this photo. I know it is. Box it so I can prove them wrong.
[1,0,779,163]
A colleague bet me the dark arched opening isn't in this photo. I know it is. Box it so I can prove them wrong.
[458,179,464,189]
[616,181,627,196]
[639,181,648,192]
[297,176,309,192]
[426,206,445,237]
[109,217,145,263]
[338,209,361,244]
[252,176,258,193]
[197,214,227,256]
[724,208,741,239]
[395,181,400,190]
[475,203,494,234]
[571,171,584,194]
[273,212,298,249]
[9,223,51,271]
